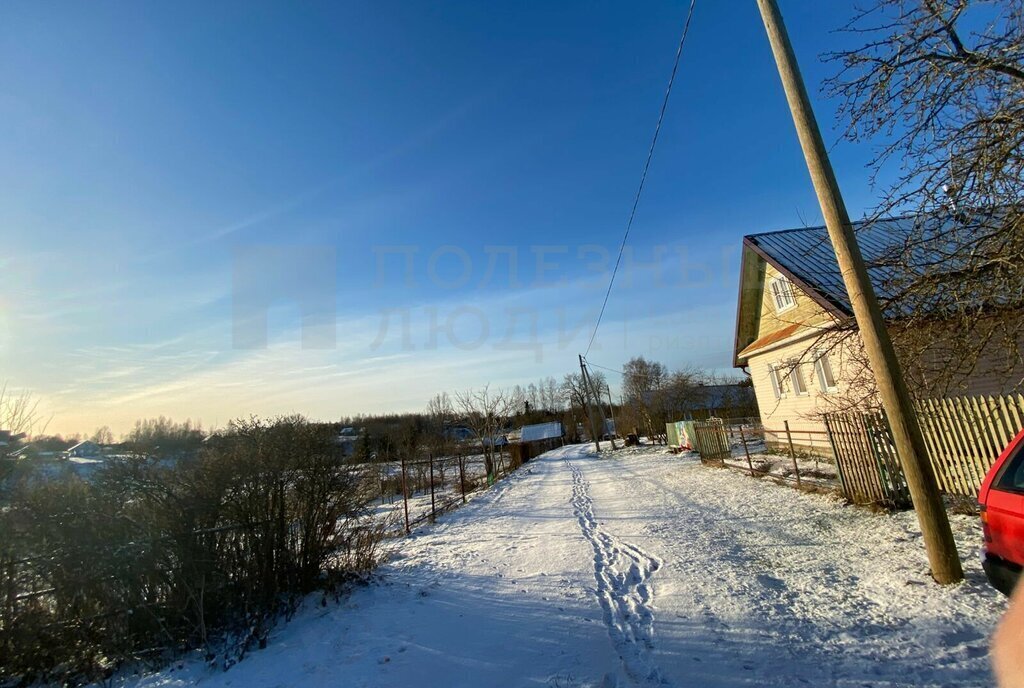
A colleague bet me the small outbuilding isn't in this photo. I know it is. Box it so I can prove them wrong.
[512,421,565,465]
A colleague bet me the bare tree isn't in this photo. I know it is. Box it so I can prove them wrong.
[561,372,603,411]
[825,0,1024,395]
[542,376,562,412]
[425,393,454,441]
[90,426,114,445]
[423,392,456,487]
[659,367,704,415]
[0,384,49,486]
[0,383,48,439]
[525,382,540,413]
[562,369,611,444]
[454,385,520,482]
[621,357,669,438]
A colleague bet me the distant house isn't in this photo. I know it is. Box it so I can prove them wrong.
[8,436,70,461]
[520,422,564,443]
[0,430,26,454]
[443,425,476,443]
[9,444,55,460]
[334,427,364,459]
[602,418,617,439]
[733,214,1022,455]
[64,440,102,459]
[513,421,565,464]
[659,383,757,420]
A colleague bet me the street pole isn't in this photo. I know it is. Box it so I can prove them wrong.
[582,359,617,450]
[755,0,962,583]
[606,387,620,448]
[579,354,602,453]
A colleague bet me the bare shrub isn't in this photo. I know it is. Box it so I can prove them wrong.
[0,415,383,685]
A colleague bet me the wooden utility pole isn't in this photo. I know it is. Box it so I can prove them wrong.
[579,354,602,452]
[606,387,620,449]
[582,359,617,450]
[755,0,962,583]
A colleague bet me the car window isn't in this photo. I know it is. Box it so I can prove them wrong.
[996,442,1024,491]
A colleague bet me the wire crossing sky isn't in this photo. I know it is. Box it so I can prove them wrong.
[584,0,698,358]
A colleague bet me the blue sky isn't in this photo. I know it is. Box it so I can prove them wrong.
[1,1,896,437]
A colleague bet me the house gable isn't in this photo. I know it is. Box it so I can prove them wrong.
[734,241,838,367]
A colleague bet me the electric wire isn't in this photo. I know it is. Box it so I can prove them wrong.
[583,0,699,357]
[584,359,626,376]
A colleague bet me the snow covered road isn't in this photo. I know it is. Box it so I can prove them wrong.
[127,443,1007,688]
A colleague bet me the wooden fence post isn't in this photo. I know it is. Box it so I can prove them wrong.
[823,415,850,501]
[785,420,801,486]
[459,455,467,503]
[400,455,410,535]
[497,443,507,478]
[429,453,436,523]
[740,425,755,477]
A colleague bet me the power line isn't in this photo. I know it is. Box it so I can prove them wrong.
[584,0,699,357]
[584,359,626,376]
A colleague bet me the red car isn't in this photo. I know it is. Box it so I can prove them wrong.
[979,428,1024,595]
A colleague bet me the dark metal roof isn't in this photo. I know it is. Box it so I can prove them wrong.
[744,216,922,317]
[734,209,1008,367]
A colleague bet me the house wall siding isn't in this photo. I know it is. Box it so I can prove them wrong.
[746,272,871,456]
[741,256,1023,458]
[896,323,1024,398]
[747,333,868,456]
[755,263,833,342]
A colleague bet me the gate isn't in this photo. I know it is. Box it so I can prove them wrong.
[692,418,730,463]
[823,411,911,509]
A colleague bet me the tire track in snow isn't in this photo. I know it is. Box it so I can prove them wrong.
[565,457,669,687]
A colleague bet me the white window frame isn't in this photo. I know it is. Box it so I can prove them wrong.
[814,352,839,393]
[768,276,797,313]
[788,360,809,397]
[767,364,785,400]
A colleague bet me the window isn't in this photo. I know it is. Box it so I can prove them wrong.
[996,443,1024,492]
[814,353,838,393]
[768,364,784,400]
[788,362,808,396]
[769,276,796,313]
[770,364,782,397]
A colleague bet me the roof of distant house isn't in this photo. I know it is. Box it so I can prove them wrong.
[520,422,564,443]
[0,430,25,446]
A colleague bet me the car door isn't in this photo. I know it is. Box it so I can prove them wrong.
[988,440,1024,565]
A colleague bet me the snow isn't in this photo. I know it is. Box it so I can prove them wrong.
[114,443,1007,688]
[367,454,494,533]
[721,451,840,488]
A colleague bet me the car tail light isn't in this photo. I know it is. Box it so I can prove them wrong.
[980,505,993,542]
